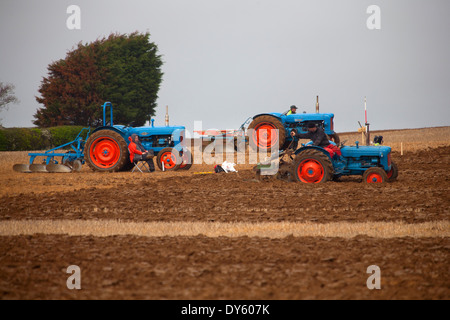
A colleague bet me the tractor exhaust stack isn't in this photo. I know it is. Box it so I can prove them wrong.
[365,97,370,146]
[316,96,319,113]
[165,105,169,127]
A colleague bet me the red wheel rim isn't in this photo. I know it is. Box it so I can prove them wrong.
[297,159,324,183]
[366,173,384,183]
[161,152,177,169]
[89,137,121,169]
[252,123,278,149]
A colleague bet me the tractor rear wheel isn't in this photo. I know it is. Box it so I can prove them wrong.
[292,149,334,184]
[157,148,182,171]
[363,167,388,185]
[387,161,398,182]
[248,116,285,151]
[85,130,129,172]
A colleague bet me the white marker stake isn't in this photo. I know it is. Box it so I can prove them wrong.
[162,161,165,171]
[365,97,368,124]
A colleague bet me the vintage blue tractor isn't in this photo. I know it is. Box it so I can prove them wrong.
[84,102,192,172]
[256,136,398,185]
[248,111,339,151]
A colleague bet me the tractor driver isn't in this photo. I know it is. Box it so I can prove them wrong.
[286,105,298,115]
[290,123,342,158]
[373,136,383,146]
[128,134,155,172]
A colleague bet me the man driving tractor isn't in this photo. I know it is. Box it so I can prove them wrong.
[286,105,298,115]
[290,123,342,158]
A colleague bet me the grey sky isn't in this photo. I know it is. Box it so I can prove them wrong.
[1,0,449,134]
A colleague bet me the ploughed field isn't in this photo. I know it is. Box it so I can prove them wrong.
[0,127,449,299]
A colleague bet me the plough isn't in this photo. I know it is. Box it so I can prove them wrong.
[194,117,252,151]
[13,127,90,173]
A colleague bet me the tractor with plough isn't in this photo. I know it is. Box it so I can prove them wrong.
[13,102,192,173]
[255,138,398,185]
[13,99,398,185]
[196,98,398,184]
[251,100,398,184]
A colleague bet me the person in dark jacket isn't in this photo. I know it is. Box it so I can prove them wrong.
[291,123,329,147]
[290,123,342,157]
[128,134,155,172]
[373,135,383,146]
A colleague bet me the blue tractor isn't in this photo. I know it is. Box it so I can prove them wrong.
[84,102,192,172]
[257,137,398,184]
[248,111,339,151]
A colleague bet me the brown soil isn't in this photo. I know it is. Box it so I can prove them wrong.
[0,128,449,300]
[0,235,448,300]
[1,147,449,223]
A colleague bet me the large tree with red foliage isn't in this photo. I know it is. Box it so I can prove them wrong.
[34,32,163,127]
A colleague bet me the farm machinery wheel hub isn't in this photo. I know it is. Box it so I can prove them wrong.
[366,173,383,183]
[298,159,324,183]
[253,123,278,148]
[161,152,177,169]
[90,137,121,168]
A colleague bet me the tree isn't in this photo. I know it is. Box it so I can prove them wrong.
[34,32,163,127]
[0,82,19,123]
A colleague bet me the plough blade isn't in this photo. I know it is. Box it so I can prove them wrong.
[30,164,48,173]
[13,164,31,173]
[46,164,72,173]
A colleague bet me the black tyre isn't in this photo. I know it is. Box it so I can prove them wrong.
[292,149,334,184]
[85,130,129,172]
[387,161,398,182]
[363,167,388,185]
[156,147,182,171]
[248,116,286,151]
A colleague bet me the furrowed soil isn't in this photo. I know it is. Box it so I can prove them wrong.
[0,127,449,300]
[1,148,449,223]
[0,235,448,300]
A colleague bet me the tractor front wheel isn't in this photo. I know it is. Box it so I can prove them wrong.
[363,167,388,185]
[387,161,398,182]
[292,149,334,184]
[157,148,182,171]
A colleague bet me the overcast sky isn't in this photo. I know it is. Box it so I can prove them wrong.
[0,0,449,134]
